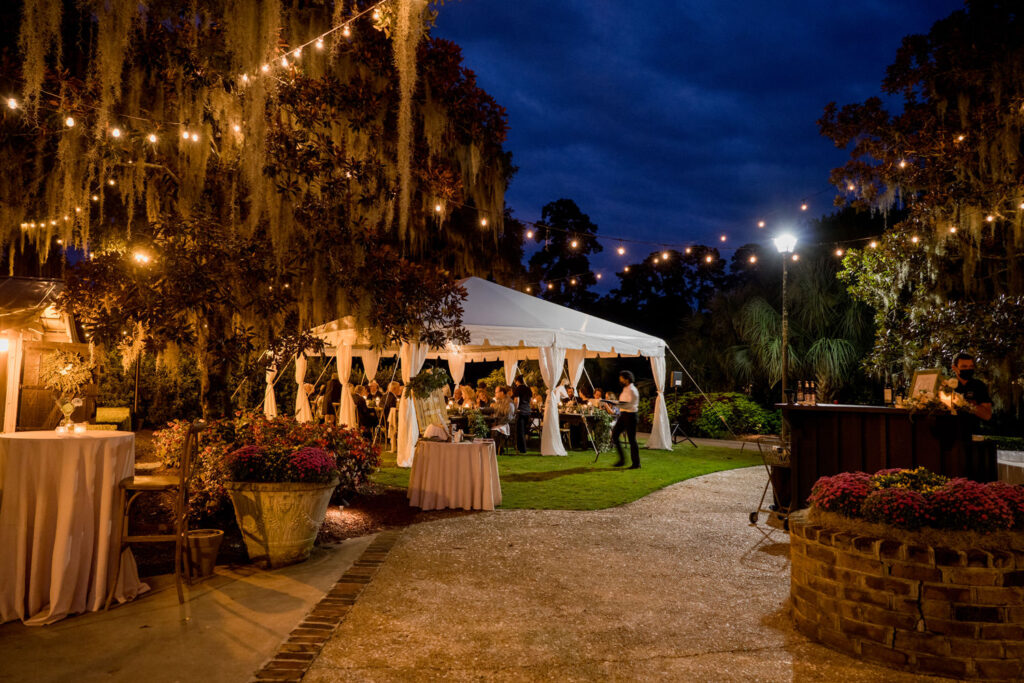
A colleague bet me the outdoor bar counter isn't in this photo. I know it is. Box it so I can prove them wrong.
[778,403,996,510]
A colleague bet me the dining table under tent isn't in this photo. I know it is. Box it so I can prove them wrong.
[283,276,673,467]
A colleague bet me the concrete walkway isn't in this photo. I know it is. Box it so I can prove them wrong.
[0,536,372,683]
[304,467,944,682]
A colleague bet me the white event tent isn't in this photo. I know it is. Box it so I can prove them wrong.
[291,277,673,467]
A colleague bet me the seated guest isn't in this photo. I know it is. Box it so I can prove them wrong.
[353,385,378,433]
[563,386,584,405]
[460,384,477,409]
[590,388,617,416]
[366,380,383,405]
[322,373,342,425]
[530,385,544,411]
[490,386,516,447]
[476,386,491,408]
[381,380,402,425]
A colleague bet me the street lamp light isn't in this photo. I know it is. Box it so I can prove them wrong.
[773,233,797,437]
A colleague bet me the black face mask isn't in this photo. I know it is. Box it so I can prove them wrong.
[959,369,975,381]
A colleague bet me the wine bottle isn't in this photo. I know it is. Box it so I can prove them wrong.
[797,380,805,404]
[884,380,893,406]
[809,381,817,405]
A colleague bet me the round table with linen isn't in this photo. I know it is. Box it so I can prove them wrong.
[0,431,149,625]
[408,440,502,511]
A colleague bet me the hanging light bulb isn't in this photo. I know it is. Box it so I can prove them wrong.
[480,217,488,227]
[241,74,249,83]
[616,246,625,255]
[56,239,63,245]
[898,159,908,169]
[190,132,199,141]
[316,38,324,50]
[65,116,75,128]
[91,195,99,202]
[570,239,579,248]
[110,127,122,138]
[343,25,351,37]
[147,133,157,143]
[653,256,660,263]
[107,179,115,186]
[835,248,844,257]
[956,134,965,142]
[749,255,757,264]
[261,64,270,72]
[50,219,57,225]
[949,226,957,234]
[792,253,800,261]
[526,230,534,239]
[800,203,808,211]
[547,283,553,290]
[525,286,531,293]
[868,241,878,248]
[232,124,241,133]
[596,273,602,280]
[373,8,381,19]
[624,266,630,273]
[434,203,442,213]
[570,278,577,285]
[281,56,289,67]
[661,251,669,260]
[757,220,765,228]
[294,47,302,58]
[75,207,81,213]
[6,98,17,109]
[910,236,919,243]
[685,247,692,255]
[719,235,726,242]
[182,130,190,140]
[847,183,855,191]
[986,214,995,222]
[704,255,713,263]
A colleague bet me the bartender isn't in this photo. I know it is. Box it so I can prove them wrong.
[952,352,993,422]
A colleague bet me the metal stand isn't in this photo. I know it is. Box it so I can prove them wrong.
[669,384,697,448]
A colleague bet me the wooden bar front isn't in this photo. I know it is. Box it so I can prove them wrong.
[779,404,991,510]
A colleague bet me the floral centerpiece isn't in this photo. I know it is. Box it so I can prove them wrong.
[39,350,94,428]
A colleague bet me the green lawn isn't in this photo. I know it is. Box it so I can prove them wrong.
[371,442,761,510]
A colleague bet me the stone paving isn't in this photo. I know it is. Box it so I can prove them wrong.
[302,466,946,682]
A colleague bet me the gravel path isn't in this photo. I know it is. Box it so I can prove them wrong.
[304,467,943,682]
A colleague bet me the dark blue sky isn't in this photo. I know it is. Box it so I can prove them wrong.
[434,0,964,261]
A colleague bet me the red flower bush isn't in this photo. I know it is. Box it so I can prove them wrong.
[926,479,1013,532]
[225,445,275,482]
[984,482,1024,530]
[286,447,338,484]
[862,487,928,530]
[808,472,871,517]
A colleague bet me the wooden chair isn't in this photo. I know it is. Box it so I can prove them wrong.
[105,420,205,609]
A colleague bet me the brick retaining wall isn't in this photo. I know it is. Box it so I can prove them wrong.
[790,513,1024,680]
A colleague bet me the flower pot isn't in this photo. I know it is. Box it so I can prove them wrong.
[187,528,224,578]
[223,478,338,568]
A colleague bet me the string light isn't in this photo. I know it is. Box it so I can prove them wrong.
[898,159,908,169]
[653,256,660,263]
[294,47,302,58]
[719,235,726,242]
[869,241,878,248]
[596,273,602,280]
[147,133,157,143]
[749,255,757,264]
[525,286,531,293]
[75,207,81,213]
[190,132,199,142]
[181,130,190,140]
[835,248,844,257]
[570,278,577,285]
[232,124,241,133]
[800,203,808,211]
[986,214,995,222]
[949,226,957,234]
[792,254,800,261]
[704,255,713,263]
[316,38,324,50]
[261,64,270,73]
[685,247,692,255]
[64,116,75,128]
[757,220,765,228]
[434,203,442,213]
[956,134,965,142]
[373,8,381,19]
[570,239,578,248]
[342,25,351,37]
[525,229,534,239]
[91,194,99,202]
[910,236,919,244]
[107,179,115,186]
[547,283,553,290]
[624,266,630,272]
[616,246,625,255]
[847,183,855,191]
[281,56,289,67]
[241,74,249,83]
[479,217,488,227]
[661,251,669,260]
[110,127,122,138]
[6,98,16,110]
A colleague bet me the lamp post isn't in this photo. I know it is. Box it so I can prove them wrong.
[773,233,797,439]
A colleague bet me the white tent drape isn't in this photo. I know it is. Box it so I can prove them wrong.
[361,349,380,383]
[263,366,278,418]
[337,344,356,427]
[538,345,567,456]
[646,355,672,450]
[502,351,518,385]
[447,354,466,386]
[3,333,24,433]
[294,354,312,423]
[566,349,586,388]
[397,341,429,467]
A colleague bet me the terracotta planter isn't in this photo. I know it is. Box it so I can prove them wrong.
[224,478,338,568]
[186,528,224,578]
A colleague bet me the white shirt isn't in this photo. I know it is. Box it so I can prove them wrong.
[618,384,639,413]
[553,384,569,401]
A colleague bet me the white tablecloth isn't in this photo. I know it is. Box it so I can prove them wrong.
[0,431,148,625]
[408,440,502,511]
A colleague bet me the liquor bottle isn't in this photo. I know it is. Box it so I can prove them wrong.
[797,380,805,404]
[883,380,893,406]
[809,381,817,405]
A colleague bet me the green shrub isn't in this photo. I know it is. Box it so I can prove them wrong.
[640,392,779,438]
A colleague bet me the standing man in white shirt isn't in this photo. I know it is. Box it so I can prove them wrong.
[611,370,641,469]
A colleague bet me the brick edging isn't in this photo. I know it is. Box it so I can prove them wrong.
[251,530,403,682]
